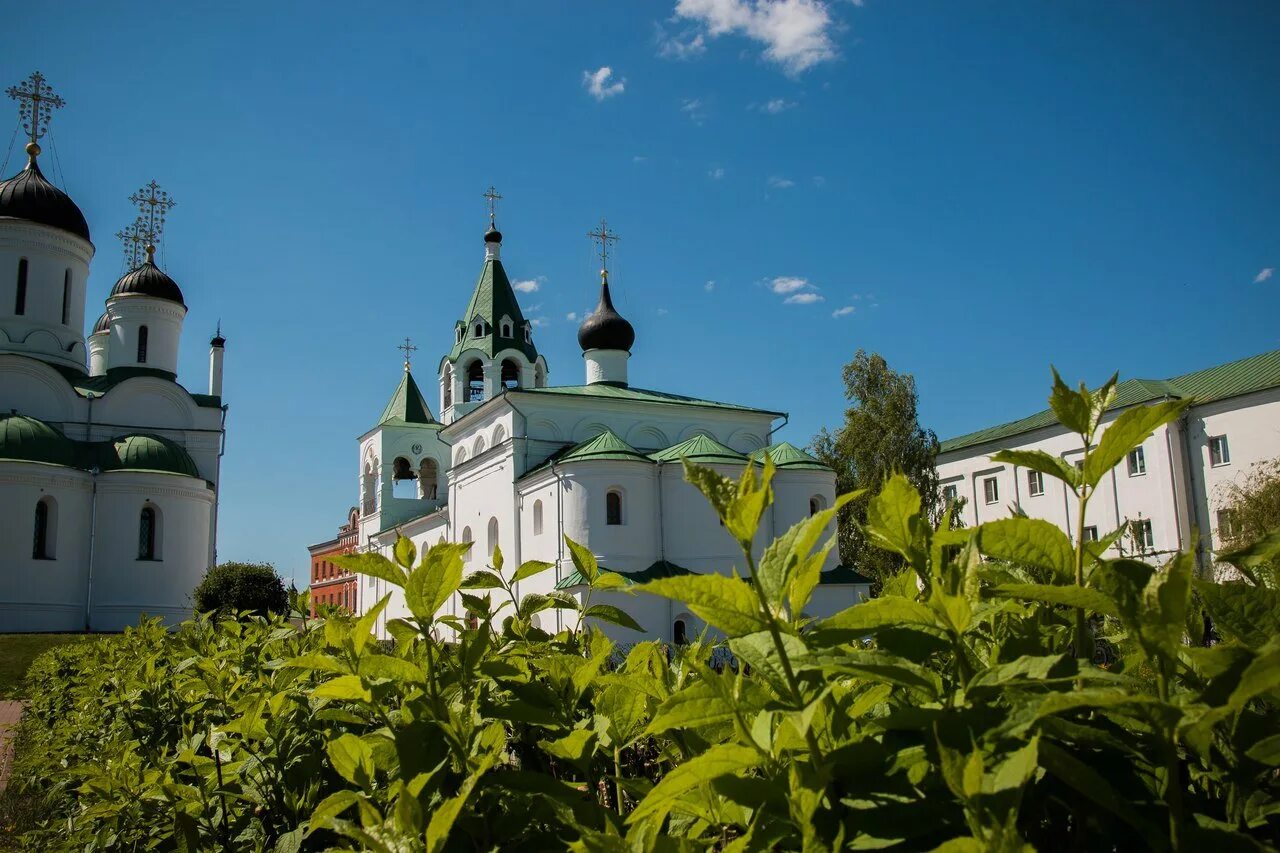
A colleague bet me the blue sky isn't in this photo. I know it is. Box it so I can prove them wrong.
[7,1,1279,586]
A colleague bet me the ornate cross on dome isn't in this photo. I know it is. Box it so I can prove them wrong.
[398,337,418,371]
[483,185,502,227]
[5,71,65,150]
[116,218,147,269]
[588,218,620,275]
[129,181,176,264]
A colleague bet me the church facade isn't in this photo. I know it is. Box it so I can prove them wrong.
[343,213,870,643]
[0,73,226,632]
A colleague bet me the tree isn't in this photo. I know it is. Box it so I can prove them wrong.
[811,350,942,589]
[1216,458,1280,584]
[193,562,289,617]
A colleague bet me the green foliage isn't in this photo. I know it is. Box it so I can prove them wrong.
[192,561,289,617]
[810,349,943,590]
[1217,458,1280,586]
[6,372,1280,850]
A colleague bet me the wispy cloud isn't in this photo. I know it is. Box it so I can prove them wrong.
[681,97,707,123]
[657,307,670,316]
[752,97,797,114]
[768,276,811,294]
[673,0,840,75]
[513,276,545,293]
[708,165,725,179]
[832,305,855,318]
[767,176,795,189]
[785,292,824,305]
[811,175,826,187]
[657,25,708,60]
[566,311,579,322]
[705,280,716,291]
[583,66,625,100]
[1255,267,1275,283]
[632,155,648,163]
[529,317,549,328]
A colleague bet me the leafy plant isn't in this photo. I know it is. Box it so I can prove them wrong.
[193,561,289,617]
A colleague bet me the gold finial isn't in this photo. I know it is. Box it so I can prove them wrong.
[483,185,502,227]
[128,181,176,266]
[397,337,418,372]
[6,72,65,151]
[587,217,620,278]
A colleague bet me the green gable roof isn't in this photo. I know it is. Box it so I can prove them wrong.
[518,383,783,416]
[445,258,539,363]
[379,369,436,426]
[649,434,748,464]
[749,441,830,471]
[941,348,1280,454]
[560,429,651,464]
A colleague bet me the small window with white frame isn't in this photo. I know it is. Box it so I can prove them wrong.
[1026,470,1044,497]
[983,476,999,505]
[1127,447,1146,476]
[1131,518,1154,551]
[1082,525,1099,542]
[942,484,958,504]
[1209,435,1230,467]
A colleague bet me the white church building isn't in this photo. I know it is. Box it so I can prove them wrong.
[345,212,871,642]
[0,73,226,632]
[937,348,1280,573]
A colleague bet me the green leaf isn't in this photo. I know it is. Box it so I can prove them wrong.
[590,572,631,591]
[539,729,596,767]
[314,675,373,703]
[627,744,763,824]
[394,535,417,569]
[309,790,360,826]
[1195,580,1280,650]
[967,655,1073,695]
[682,457,775,550]
[512,559,555,584]
[332,552,407,588]
[637,574,764,637]
[729,631,810,698]
[757,492,859,616]
[582,604,644,632]
[357,654,426,682]
[426,751,500,853]
[353,593,390,654]
[979,518,1075,583]
[1245,734,1280,766]
[1048,367,1092,435]
[405,542,469,622]
[810,596,944,643]
[1038,741,1166,847]
[864,475,923,564]
[1140,550,1193,660]
[1217,528,1280,583]
[459,570,505,590]
[1084,399,1190,487]
[990,583,1118,617]
[284,653,348,674]
[823,649,943,699]
[645,679,737,736]
[565,537,599,583]
[1227,637,1280,711]
[595,684,648,744]
[491,543,504,572]
[990,448,1080,488]
[327,734,375,788]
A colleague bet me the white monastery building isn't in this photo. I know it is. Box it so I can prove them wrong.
[936,349,1280,573]
[0,73,226,631]
[339,209,871,642]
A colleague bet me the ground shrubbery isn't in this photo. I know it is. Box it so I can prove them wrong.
[5,374,1280,851]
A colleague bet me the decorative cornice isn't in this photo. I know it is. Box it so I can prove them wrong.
[0,218,95,262]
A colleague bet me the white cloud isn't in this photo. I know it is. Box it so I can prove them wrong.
[708,166,725,179]
[529,317,549,328]
[753,97,797,113]
[767,176,795,189]
[657,26,708,59]
[705,280,716,291]
[1256,267,1275,283]
[673,0,839,75]
[632,155,648,163]
[513,276,545,293]
[811,175,826,187]
[583,66,626,100]
[832,305,855,317]
[768,275,810,294]
[566,311,579,322]
[785,292,824,304]
[681,97,707,123]
[657,307,670,315]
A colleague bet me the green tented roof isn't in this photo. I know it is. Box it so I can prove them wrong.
[554,561,873,590]
[379,369,436,426]
[518,383,783,416]
[559,429,651,464]
[941,348,1280,454]
[649,434,748,464]
[749,441,830,470]
[445,258,539,363]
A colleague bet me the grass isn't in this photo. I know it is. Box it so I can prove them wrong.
[0,634,99,699]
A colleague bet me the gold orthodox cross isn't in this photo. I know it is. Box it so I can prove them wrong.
[5,71,65,148]
[588,218,620,274]
[116,218,147,269]
[129,181,176,263]
[483,185,502,226]
[398,337,418,371]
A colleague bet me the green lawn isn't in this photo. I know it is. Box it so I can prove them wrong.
[0,634,99,699]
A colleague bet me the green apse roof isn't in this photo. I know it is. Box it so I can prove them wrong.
[941,348,1280,454]
[105,434,200,477]
[649,434,748,464]
[379,369,436,426]
[749,442,830,470]
[0,414,202,479]
[560,429,651,464]
[518,383,783,416]
[0,414,76,466]
[554,561,873,590]
[445,257,539,364]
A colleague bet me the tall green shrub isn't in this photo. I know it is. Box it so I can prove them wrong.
[193,561,289,617]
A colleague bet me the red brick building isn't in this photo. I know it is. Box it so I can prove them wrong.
[307,507,359,615]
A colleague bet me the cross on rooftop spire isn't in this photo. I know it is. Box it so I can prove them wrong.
[398,337,418,371]
[483,185,502,227]
[129,181,176,264]
[116,218,147,269]
[5,71,64,150]
[588,218,620,276]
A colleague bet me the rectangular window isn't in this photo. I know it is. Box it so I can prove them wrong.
[1217,509,1238,539]
[1027,470,1044,497]
[942,484,958,504]
[1127,447,1146,476]
[1209,435,1230,467]
[983,476,999,505]
[1131,519,1154,550]
[1083,526,1099,542]
[15,258,27,315]
[61,270,71,325]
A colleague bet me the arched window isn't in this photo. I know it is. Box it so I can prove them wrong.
[138,505,158,560]
[418,458,439,499]
[32,498,54,559]
[501,359,520,390]
[501,322,511,337]
[392,457,417,499]
[474,321,484,338]
[533,499,544,536]
[487,517,499,560]
[362,462,377,514]
[606,490,623,526]
[442,365,453,408]
[455,327,463,343]
[461,526,473,561]
[534,362,546,388]
[15,258,28,315]
[137,325,149,364]
[674,619,687,646]
[61,270,71,325]
[465,360,485,402]
[809,495,825,517]
[455,448,468,466]
[524,325,532,344]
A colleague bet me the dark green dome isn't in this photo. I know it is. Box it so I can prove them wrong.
[108,433,200,477]
[0,414,76,467]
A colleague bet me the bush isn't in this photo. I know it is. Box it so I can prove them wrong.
[5,372,1280,850]
[192,561,288,617]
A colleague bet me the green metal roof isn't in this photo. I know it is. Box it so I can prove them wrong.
[0,414,203,479]
[649,434,748,464]
[941,348,1280,454]
[445,258,539,364]
[518,383,784,416]
[50,364,223,409]
[749,441,830,471]
[379,369,436,426]
[0,414,76,466]
[106,434,200,477]
[553,561,872,590]
[560,429,651,464]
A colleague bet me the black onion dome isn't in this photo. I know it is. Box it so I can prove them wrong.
[109,260,185,306]
[577,276,635,352]
[484,225,502,244]
[92,311,110,334]
[0,154,91,242]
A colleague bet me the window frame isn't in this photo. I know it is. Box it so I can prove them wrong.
[137,325,149,364]
[1083,525,1099,542]
[15,258,27,315]
[1209,435,1231,467]
[1127,446,1147,476]
[942,484,958,504]
[606,489,624,526]
[1131,518,1154,550]
[138,505,158,561]
[33,498,53,560]
[1026,469,1045,497]
[983,476,999,505]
